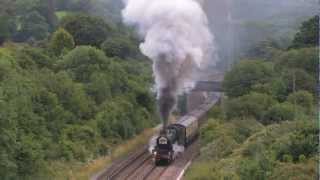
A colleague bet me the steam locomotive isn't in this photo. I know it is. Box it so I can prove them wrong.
[152,93,220,165]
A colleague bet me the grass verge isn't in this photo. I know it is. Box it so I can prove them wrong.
[49,127,157,180]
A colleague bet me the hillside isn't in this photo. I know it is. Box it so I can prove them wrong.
[185,16,319,180]
[0,0,157,179]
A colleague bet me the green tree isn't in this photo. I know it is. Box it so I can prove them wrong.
[60,46,111,83]
[15,47,54,69]
[290,16,319,49]
[246,39,281,60]
[223,60,274,97]
[101,36,138,59]
[263,102,296,124]
[287,91,314,113]
[17,11,49,41]
[50,28,75,56]
[61,14,111,46]
[0,16,15,45]
[280,69,317,96]
[238,156,274,180]
[225,92,277,121]
[275,48,318,77]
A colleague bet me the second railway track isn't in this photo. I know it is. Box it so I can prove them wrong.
[94,146,169,180]
[93,93,221,180]
[95,140,199,180]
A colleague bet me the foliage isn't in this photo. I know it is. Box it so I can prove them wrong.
[186,16,318,180]
[290,16,319,49]
[262,102,296,124]
[60,46,113,83]
[16,11,50,41]
[225,92,276,121]
[0,15,15,45]
[272,122,319,163]
[275,47,318,77]
[15,46,55,69]
[186,119,318,180]
[61,14,112,46]
[50,28,75,56]
[101,36,138,59]
[0,41,154,179]
[223,60,274,97]
[246,39,282,60]
[237,155,274,180]
[287,91,314,113]
[270,160,318,180]
[280,68,317,96]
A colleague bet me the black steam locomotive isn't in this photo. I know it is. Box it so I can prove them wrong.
[152,93,220,165]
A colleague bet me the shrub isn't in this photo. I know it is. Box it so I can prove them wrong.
[237,156,274,180]
[0,15,15,45]
[262,103,296,124]
[50,28,75,56]
[290,16,319,49]
[16,47,54,69]
[61,14,112,46]
[223,60,274,97]
[225,92,277,121]
[16,11,49,41]
[275,48,318,77]
[252,78,289,102]
[287,91,314,113]
[273,124,319,162]
[280,69,317,96]
[61,46,111,83]
[100,36,137,59]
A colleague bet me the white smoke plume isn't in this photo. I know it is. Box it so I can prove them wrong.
[122,0,217,127]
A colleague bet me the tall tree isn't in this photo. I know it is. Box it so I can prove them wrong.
[290,16,319,49]
[47,0,57,28]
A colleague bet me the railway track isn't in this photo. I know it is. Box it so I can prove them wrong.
[94,147,169,180]
[93,140,199,180]
[93,93,221,180]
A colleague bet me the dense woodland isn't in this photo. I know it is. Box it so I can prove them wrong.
[186,16,319,179]
[0,0,157,179]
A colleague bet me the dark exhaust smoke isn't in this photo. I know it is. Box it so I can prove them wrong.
[122,0,218,128]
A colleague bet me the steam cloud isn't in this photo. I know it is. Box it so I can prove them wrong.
[122,0,216,128]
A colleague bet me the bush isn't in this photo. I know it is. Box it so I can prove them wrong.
[223,60,274,97]
[237,156,274,180]
[0,16,15,45]
[16,47,54,69]
[100,36,138,59]
[61,14,112,46]
[50,28,75,56]
[252,78,289,102]
[225,92,277,121]
[290,16,319,49]
[275,48,318,77]
[281,69,317,96]
[270,162,318,180]
[16,11,49,41]
[273,123,319,162]
[287,91,314,113]
[61,46,111,83]
[96,98,152,139]
[262,103,296,124]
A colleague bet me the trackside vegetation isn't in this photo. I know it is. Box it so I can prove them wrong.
[0,0,157,179]
[185,16,319,180]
